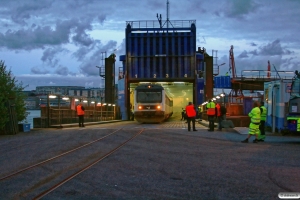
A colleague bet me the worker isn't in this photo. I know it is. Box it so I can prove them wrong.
[258,101,267,141]
[185,102,197,131]
[206,100,216,132]
[198,105,203,121]
[241,101,261,143]
[76,101,85,127]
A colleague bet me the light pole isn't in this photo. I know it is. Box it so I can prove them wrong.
[218,63,226,75]
[100,90,104,121]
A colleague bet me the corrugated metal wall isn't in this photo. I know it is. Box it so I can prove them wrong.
[126,22,196,81]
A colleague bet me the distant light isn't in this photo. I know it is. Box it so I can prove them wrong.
[83,100,88,103]
[49,95,56,98]
[108,104,112,106]
[113,104,116,106]
[91,101,95,104]
[75,99,79,102]
[62,97,69,100]
[216,96,220,99]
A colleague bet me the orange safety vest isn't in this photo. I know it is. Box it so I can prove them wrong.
[216,103,221,117]
[77,105,85,116]
[206,102,216,116]
[185,105,196,117]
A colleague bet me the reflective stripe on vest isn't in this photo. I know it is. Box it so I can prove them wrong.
[249,107,260,124]
[260,106,267,121]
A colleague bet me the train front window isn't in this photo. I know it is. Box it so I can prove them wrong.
[137,91,162,103]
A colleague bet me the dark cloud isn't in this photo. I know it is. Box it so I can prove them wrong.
[0,18,97,50]
[250,42,257,47]
[16,75,102,90]
[238,50,249,58]
[31,66,50,74]
[41,47,68,67]
[78,40,118,76]
[54,65,75,76]
[259,39,293,56]
[249,49,258,56]
[225,0,259,18]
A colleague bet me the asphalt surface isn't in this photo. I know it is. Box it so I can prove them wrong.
[0,118,299,200]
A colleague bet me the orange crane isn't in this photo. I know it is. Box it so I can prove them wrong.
[229,45,237,78]
[267,60,271,78]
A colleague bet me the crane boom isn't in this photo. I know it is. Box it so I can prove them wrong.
[229,45,236,78]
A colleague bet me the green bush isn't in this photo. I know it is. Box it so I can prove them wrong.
[0,60,27,131]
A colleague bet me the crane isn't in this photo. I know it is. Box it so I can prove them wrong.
[229,45,237,78]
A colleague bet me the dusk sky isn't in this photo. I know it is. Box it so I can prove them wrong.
[1,0,299,90]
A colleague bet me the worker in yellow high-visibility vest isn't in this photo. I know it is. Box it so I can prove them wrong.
[241,101,261,143]
[206,100,216,132]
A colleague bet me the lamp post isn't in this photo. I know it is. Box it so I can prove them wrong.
[218,63,226,75]
[100,90,104,121]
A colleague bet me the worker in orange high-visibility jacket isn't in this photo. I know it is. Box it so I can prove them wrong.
[76,102,85,127]
[185,102,197,131]
[206,100,216,131]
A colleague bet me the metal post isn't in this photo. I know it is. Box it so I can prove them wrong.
[47,94,50,128]
[100,97,103,121]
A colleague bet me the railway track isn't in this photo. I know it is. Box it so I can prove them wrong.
[0,128,144,199]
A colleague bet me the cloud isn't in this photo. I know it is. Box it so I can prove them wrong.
[238,50,249,58]
[259,39,294,56]
[78,40,118,76]
[0,18,99,50]
[224,0,259,18]
[41,47,69,67]
[54,65,76,76]
[31,66,50,74]
[16,74,103,90]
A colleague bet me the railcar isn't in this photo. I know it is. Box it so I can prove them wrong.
[134,84,173,123]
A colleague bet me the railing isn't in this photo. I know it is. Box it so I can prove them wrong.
[37,106,119,128]
[126,20,196,29]
[239,70,294,80]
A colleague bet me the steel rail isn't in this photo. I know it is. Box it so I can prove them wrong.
[33,128,144,200]
[0,129,122,181]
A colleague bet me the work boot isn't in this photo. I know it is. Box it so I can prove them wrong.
[253,139,259,143]
[241,139,248,143]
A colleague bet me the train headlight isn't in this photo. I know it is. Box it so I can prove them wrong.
[138,106,142,110]
[157,105,161,109]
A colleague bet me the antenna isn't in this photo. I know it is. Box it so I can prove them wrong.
[158,0,173,29]
[166,0,169,29]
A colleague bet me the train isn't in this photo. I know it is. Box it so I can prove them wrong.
[133,84,173,123]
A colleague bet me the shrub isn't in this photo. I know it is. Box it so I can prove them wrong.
[0,60,27,131]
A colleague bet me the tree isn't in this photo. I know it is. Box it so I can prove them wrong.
[0,60,27,131]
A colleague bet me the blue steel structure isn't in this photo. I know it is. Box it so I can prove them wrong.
[119,19,207,120]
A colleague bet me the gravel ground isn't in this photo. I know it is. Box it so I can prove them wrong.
[0,121,300,200]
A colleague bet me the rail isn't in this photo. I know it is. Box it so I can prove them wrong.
[36,106,119,128]
[126,20,196,29]
[238,70,294,81]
